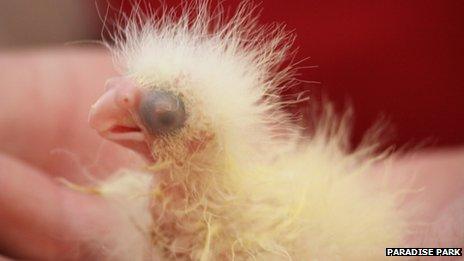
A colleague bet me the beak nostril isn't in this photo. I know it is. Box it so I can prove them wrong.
[118,96,131,108]
[116,86,140,110]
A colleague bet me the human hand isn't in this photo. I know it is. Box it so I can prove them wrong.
[0,48,145,260]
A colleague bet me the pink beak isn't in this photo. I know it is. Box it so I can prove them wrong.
[88,77,153,161]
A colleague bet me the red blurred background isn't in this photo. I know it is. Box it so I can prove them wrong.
[107,0,464,148]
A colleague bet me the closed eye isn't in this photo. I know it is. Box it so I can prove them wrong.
[138,90,186,135]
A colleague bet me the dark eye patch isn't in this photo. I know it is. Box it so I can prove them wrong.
[138,90,186,135]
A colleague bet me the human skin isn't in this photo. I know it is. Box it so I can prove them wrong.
[0,48,462,260]
[0,48,146,260]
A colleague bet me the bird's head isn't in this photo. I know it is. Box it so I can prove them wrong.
[89,4,299,171]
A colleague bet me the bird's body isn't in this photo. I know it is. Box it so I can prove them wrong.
[88,2,411,260]
[138,140,406,260]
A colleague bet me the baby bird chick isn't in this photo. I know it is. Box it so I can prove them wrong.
[88,2,409,260]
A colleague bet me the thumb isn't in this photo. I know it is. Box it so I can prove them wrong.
[0,153,119,260]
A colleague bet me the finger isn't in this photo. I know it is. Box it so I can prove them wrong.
[0,153,118,260]
[418,196,464,248]
[0,49,145,179]
[392,149,464,220]
[376,148,464,247]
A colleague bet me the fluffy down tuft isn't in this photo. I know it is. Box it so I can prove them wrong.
[95,1,411,260]
[110,0,300,164]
